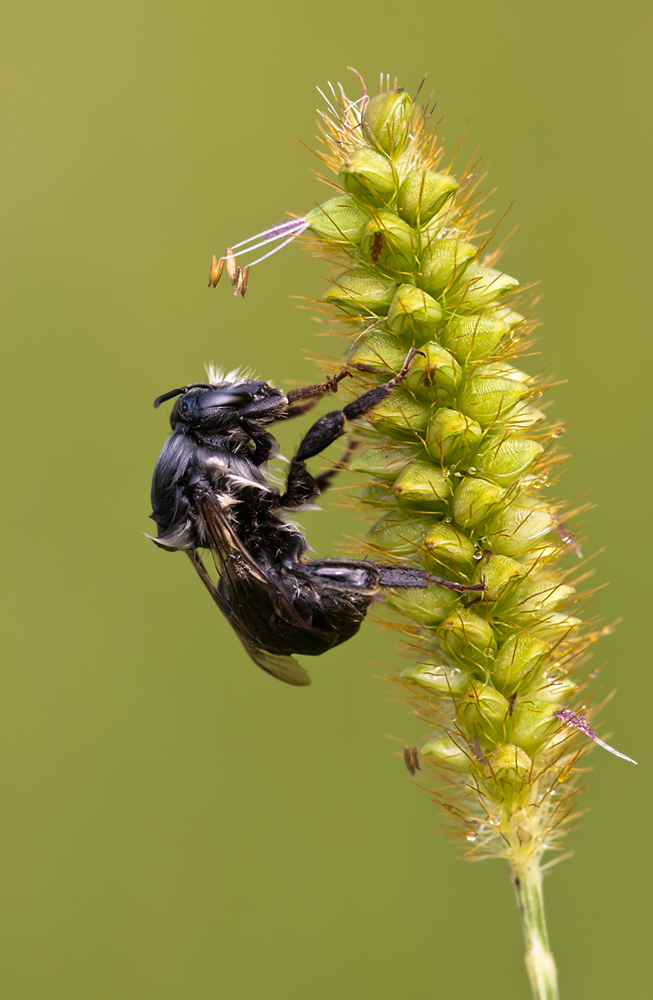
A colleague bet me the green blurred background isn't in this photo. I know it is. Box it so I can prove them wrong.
[2,1,650,996]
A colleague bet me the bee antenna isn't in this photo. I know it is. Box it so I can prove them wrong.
[152,383,213,409]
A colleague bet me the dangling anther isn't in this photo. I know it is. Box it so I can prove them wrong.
[240,265,250,297]
[224,248,238,285]
[234,267,244,297]
[403,745,421,776]
[208,255,224,288]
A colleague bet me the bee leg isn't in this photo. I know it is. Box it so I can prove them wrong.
[313,439,360,493]
[246,427,277,466]
[292,348,423,464]
[373,564,486,594]
[285,368,353,406]
[340,347,424,422]
[289,559,485,595]
[270,441,359,509]
[280,396,323,421]
[274,349,422,509]
[272,458,320,509]
[238,395,289,421]
[239,370,351,426]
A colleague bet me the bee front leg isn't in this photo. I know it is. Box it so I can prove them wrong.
[292,348,423,463]
[272,349,423,510]
[284,368,353,407]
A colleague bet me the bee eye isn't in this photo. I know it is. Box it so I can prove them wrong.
[197,389,253,409]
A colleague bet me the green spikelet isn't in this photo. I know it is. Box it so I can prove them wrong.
[213,74,637,1000]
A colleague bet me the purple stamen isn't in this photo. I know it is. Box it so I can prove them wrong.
[554,708,637,764]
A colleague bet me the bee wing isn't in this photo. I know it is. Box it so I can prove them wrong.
[236,638,312,687]
[186,529,311,688]
[196,493,310,629]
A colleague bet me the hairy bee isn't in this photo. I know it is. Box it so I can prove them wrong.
[150,350,482,685]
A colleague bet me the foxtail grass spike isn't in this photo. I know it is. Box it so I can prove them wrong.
[216,70,636,1000]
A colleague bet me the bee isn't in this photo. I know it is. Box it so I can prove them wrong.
[150,349,484,685]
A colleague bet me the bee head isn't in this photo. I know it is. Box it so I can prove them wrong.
[153,381,262,431]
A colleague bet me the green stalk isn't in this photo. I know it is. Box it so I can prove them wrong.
[511,857,558,1000]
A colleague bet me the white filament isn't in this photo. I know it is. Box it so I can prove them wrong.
[593,737,638,765]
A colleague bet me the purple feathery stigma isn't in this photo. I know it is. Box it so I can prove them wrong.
[554,708,596,738]
[231,218,308,250]
[554,708,637,764]
[256,219,308,242]
[228,218,309,267]
[242,219,305,242]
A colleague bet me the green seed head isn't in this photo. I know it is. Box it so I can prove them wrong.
[438,609,497,669]
[448,264,519,311]
[360,211,420,274]
[452,477,505,531]
[324,264,398,314]
[387,284,443,340]
[474,436,544,486]
[361,89,413,156]
[397,170,458,227]
[392,459,452,509]
[456,375,529,426]
[339,147,397,205]
[305,196,370,244]
[426,408,483,464]
[420,735,470,768]
[418,239,477,295]
[493,634,551,695]
[283,73,618,869]
[440,313,511,362]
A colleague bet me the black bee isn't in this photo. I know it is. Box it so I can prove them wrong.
[150,349,483,686]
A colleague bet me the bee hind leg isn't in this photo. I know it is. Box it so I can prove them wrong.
[374,564,486,594]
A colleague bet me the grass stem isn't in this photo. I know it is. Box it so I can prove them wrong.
[511,857,559,1000]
